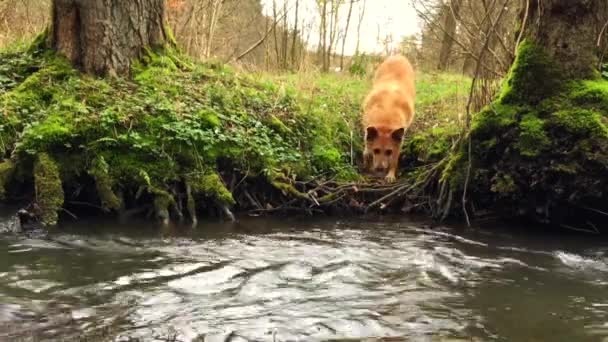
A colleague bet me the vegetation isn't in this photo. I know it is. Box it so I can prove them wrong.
[439,40,608,229]
[0,35,471,227]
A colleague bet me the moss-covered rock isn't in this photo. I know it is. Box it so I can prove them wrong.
[34,153,64,227]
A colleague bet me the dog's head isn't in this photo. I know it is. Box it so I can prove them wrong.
[365,126,405,175]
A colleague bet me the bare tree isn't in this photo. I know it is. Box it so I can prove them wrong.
[205,0,225,58]
[354,0,366,56]
[291,0,300,68]
[339,0,355,70]
[317,0,329,68]
[282,0,290,68]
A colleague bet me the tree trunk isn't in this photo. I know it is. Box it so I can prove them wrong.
[291,0,300,69]
[448,0,608,224]
[522,0,605,79]
[354,0,366,56]
[339,0,355,70]
[282,0,289,69]
[205,0,224,59]
[319,0,328,71]
[437,0,461,71]
[50,0,168,77]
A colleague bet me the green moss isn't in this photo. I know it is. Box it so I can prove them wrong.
[440,152,465,191]
[549,109,608,138]
[569,80,608,113]
[163,23,178,48]
[312,145,342,171]
[188,172,235,206]
[34,153,64,227]
[405,126,457,163]
[197,109,221,128]
[150,187,176,222]
[0,160,16,200]
[498,40,563,105]
[88,156,122,211]
[271,179,309,199]
[471,103,519,139]
[516,114,550,157]
[27,28,49,53]
[267,115,293,135]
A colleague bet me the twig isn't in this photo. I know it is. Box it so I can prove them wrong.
[576,204,608,217]
[560,224,600,235]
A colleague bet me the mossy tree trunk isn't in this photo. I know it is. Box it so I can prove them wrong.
[50,0,168,76]
[520,0,605,79]
[442,0,608,227]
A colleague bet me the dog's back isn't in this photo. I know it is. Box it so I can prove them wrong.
[365,55,415,125]
[361,55,416,182]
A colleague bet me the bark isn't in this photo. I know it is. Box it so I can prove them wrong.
[51,0,168,77]
[523,0,606,79]
[437,0,461,71]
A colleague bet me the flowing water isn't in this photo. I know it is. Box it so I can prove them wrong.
[1,214,607,342]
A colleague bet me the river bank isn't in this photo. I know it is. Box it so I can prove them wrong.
[0,38,471,229]
[1,37,607,232]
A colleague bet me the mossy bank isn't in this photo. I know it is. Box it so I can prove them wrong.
[10,36,608,231]
[0,36,471,228]
[441,40,608,230]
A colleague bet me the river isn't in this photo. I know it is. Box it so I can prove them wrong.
[1,215,607,341]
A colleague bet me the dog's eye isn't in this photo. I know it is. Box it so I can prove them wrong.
[385,150,392,156]
[373,149,381,155]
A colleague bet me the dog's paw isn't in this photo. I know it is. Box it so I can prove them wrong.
[384,174,396,183]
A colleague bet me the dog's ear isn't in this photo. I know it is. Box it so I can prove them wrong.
[366,127,379,141]
[391,128,405,142]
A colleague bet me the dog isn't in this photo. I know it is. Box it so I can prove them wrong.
[361,55,415,182]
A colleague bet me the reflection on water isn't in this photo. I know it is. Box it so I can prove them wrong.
[0,217,607,341]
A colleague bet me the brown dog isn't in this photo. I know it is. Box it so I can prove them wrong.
[362,55,415,183]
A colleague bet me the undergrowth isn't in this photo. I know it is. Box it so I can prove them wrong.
[0,37,470,227]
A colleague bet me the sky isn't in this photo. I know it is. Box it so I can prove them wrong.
[260,0,421,55]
